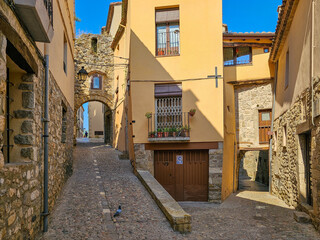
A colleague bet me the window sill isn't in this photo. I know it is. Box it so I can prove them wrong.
[148,137,190,142]
[156,54,180,58]
[224,63,253,67]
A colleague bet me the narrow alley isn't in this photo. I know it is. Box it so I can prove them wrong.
[41,141,320,240]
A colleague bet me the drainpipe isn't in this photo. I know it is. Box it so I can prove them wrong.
[311,0,315,126]
[269,62,278,193]
[42,43,50,232]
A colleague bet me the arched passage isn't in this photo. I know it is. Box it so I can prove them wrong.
[74,98,113,145]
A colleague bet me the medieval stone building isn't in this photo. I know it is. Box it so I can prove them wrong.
[270,0,320,229]
[74,33,114,144]
[0,0,75,238]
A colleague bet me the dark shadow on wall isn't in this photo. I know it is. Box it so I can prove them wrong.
[127,30,223,141]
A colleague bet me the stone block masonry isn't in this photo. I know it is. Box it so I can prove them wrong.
[272,80,320,230]
[0,21,74,239]
[74,33,114,145]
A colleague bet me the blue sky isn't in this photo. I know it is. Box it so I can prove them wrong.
[75,0,282,35]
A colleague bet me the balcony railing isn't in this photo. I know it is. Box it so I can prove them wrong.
[156,31,180,56]
[14,0,54,42]
[147,112,190,141]
[43,0,53,25]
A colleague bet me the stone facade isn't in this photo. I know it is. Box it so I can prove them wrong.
[74,34,114,143]
[235,83,273,148]
[0,2,74,238]
[271,76,320,229]
[234,82,273,189]
[209,143,223,203]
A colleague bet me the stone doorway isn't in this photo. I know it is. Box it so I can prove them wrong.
[238,150,269,191]
[298,132,313,206]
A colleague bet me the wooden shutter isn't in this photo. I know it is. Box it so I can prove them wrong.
[156,8,179,23]
[155,84,182,97]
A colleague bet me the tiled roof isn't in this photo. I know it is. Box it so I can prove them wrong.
[270,0,299,62]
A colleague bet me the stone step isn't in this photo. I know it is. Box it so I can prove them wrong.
[293,211,312,224]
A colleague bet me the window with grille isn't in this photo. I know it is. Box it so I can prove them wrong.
[155,84,182,130]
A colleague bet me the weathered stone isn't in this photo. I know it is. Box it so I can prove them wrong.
[0,115,5,132]
[7,213,16,226]
[30,190,39,201]
[14,135,33,145]
[14,110,33,119]
[22,92,34,109]
[21,74,35,83]
[137,170,191,233]
[18,83,33,91]
[21,148,33,160]
[21,121,33,134]
[293,211,312,224]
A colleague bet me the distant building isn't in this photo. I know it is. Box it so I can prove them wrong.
[88,102,105,138]
[77,105,85,138]
[222,31,275,196]
[108,0,224,203]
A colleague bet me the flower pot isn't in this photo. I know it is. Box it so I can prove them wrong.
[150,134,155,138]
[172,132,177,137]
[189,112,195,117]
[164,132,169,138]
[157,132,163,138]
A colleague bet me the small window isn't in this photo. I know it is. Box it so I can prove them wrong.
[264,48,270,53]
[224,47,252,66]
[91,38,98,53]
[274,131,278,152]
[61,104,67,143]
[63,35,67,74]
[283,125,287,147]
[91,75,102,90]
[156,8,180,56]
[285,50,289,89]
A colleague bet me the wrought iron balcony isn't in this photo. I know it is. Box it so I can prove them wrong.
[14,0,54,42]
[147,112,190,142]
[156,31,180,56]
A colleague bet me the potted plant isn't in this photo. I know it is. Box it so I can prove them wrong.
[145,112,152,119]
[189,109,196,117]
[157,128,163,138]
[183,126,191,137]
[149,131,156,138]
[163,127,170,138]
[171,127,177,137]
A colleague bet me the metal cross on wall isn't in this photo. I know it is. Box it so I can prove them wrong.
[208,67,223,88]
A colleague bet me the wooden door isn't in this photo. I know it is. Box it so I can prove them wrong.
[183,150,209,201]
[154,150,208,201]
[154,151,176,198]
[259,109,272,144]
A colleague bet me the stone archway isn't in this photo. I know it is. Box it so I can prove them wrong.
[74,98,113,144]
[74,33,114,144]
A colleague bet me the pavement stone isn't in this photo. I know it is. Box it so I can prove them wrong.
[39,142,320,240]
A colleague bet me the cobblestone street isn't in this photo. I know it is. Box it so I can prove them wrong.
[41,141,320,240]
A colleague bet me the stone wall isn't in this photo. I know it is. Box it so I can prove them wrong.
[0,20,74,240]
[209,143,223,203]
[235,83,273,148]
[271,83,320,229]
[74,33,114,144]
[239,150,269,185]
[134,143,154,175]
